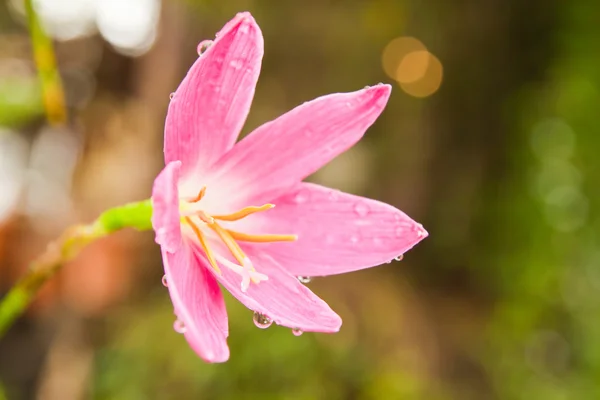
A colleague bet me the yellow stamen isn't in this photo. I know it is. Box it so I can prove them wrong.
[184,217,221,275]
[188,186,207,203]
[212,204,274,221]
[208,222,248,265]
[226,230,298,243]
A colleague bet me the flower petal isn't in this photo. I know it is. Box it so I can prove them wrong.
[242,183,427,276]
[207,84,391,207]
[151,161,182,253]
[209,247,342,332]
[165,12,264,178]
[163,244,230,363]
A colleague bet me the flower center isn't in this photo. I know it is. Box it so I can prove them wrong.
[180,186,297,292]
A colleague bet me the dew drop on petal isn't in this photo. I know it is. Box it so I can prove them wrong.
[373,236,384,247]
[253,312,273,329]
[292,328,304,336]
[297,276,312,284]
[294,190,309,204]
[395,254,404,261]
[197,39,213,55]
[161,275,168,287]
[416,224,427,238]
[169,92,175,100]
[350,235,360,245]
[229,59,243,70]
[173,319,186,334]
[353,202,370,217]
[238,23,249,34]
[395,227,404,238]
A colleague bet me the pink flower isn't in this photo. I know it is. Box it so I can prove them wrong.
[151,12,427,363]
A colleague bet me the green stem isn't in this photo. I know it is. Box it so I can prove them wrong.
[24,0,67,126]
[0,199,153,338]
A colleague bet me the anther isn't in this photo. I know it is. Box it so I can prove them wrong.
[226,230,298,243]
[188,186,207,203]
[197,210,214,224]
[212,204,274,221]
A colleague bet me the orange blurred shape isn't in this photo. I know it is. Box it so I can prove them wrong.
[61,232,134,317]
[396,50,430,84]
[399,52,443,98]
[381,36,427,80]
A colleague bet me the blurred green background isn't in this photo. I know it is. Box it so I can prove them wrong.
[1,0,599,399]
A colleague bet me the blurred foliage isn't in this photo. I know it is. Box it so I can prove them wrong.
[0,76,42,127]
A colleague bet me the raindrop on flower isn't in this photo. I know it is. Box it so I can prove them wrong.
[297,276,312,284]
[353,202,370,217]
[350,235,360,244]
[229,59,243,70]
[173,319,186,334]
[197,39,213,55]
[292,328,304,337]
[294,190,309,204]
[325,234,335,244]
[169,92,175,100]
[161,275,168,287]
[395,254,404,261]
[253,311,273,329]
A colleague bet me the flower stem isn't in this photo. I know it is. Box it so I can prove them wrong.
[24,0,67,126]
[0,199,153,338]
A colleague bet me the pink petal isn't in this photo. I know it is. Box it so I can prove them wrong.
[151,161,182,253]
[165,12,263,178]
[163,244,230,363]
[208,247,342,332]
[244,183,427,276]
[208,84,391,207]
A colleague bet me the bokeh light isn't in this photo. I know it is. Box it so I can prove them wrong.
[398,52,443,98]
[95,0,160,56]
[382,37,443,98]
[381,36,426,80]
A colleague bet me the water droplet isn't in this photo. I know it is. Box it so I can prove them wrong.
[238,23,249,34]
[395,254,404,261]
[354,202,370,217]
[385,260,393,264]
[325,233,335,244]
[297,276,312,284]
[416,224,427,238]
[292,328,303,336]
[169,92,175,100]
[294,190,309,204]
[173,319,186,334]
[253,311,273,329]
[230,59,243,69]
[395,227,404,237]
[346,102,353,108]
[161,275,168,287]
[350,235,360,244]
[364,85,371,89]
[197,40,213,55]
